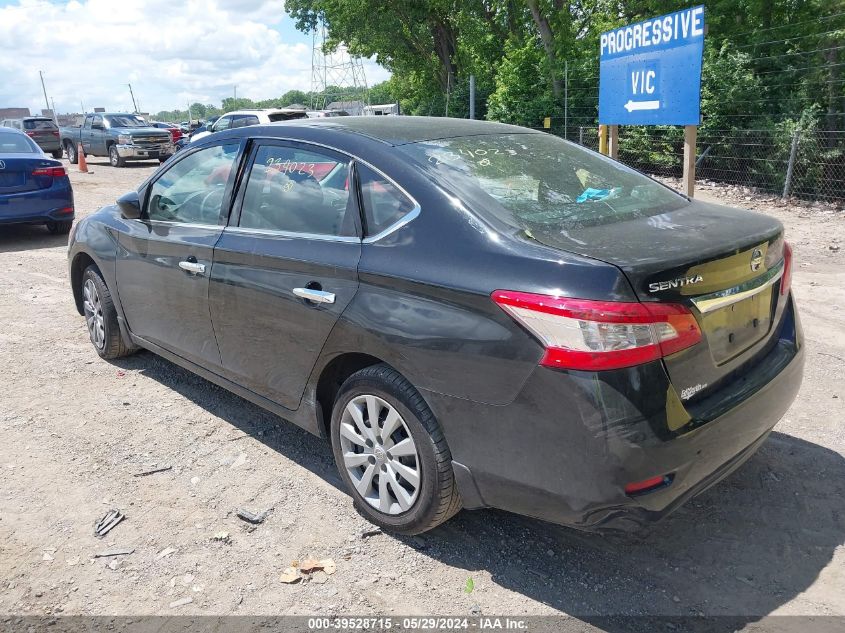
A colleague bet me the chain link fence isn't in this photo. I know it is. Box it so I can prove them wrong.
[543,123,845,203]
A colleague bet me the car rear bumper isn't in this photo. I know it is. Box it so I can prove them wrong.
[0,181,74,224]
[116,143,174,160]
[425,296,804,531]
[34,139,61,152]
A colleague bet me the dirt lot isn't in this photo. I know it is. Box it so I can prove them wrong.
[1,157,844,627]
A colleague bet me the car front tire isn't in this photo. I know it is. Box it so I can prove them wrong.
[330,364,462,535]
[66,141,78,164]
[109,145,125,167]
[81,265,136,360]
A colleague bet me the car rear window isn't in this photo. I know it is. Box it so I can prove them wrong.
[268,112,307,122]
[398,133,687,232]
[0,131,38,153]
[24,119,57,130]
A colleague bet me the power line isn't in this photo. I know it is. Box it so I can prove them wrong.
[744,44,845,62]
[751,61,845,76]
[726,10,845,40]
[734,26,845,49]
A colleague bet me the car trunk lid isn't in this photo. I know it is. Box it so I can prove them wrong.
[0,156,59,193]
[521,199,788,405]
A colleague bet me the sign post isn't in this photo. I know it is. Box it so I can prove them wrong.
[598,6,705,196]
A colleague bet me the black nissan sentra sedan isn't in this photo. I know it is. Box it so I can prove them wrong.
[68,118,803,534]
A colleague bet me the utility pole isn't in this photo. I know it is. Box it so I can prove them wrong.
[39,71,51,115]
[234,85,237,100]
[564,60,568,140]
[469,75,476,120]
[50,98,57,125]
[80,101,85,114]
[128,83,138,112]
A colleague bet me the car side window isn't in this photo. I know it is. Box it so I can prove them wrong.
[146,143,239,225]
[356,163,416,237]
[243,115,260,126]
[238,144,354,237]
[213,116,232,132]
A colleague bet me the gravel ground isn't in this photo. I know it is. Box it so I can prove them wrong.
[1,157,844,627]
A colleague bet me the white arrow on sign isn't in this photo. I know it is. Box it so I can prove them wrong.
[624,99,660,112]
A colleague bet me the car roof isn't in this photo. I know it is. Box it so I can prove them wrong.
[224,108,305,116]
[0,126,27,135]
[258,116,541,146]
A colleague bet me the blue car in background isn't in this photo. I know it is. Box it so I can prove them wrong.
[0,127,74,234]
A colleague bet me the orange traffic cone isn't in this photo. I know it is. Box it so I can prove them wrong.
[77,142,89,173]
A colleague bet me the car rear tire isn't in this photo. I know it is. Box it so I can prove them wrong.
[66,141,78,165]
[109,145,126,168]
[51,148,63,159]
[330,364,462,535]
[46,220,73,234]
[81,265,137,360]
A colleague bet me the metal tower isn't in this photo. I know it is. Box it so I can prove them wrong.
[310,22,369,111]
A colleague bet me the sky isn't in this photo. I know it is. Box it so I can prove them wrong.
[0,0,390,115]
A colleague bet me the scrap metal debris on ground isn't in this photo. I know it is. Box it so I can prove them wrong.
[93,547,135,558]
[132,465,172,477]
[93,510,125,538]
[236,508,272,525]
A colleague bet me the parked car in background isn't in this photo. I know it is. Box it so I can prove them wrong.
[190,108,307,143]
[0,127,74,233]
[67,117,803,535]
[2,117,63,158]
[306,110,349,118]
[188,115,220,139]
[60,113,174,168]
[151,121,184,143]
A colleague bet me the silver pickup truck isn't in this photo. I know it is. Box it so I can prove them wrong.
[60,113,174,167]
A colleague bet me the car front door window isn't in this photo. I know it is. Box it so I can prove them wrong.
[147,144,239,225]
[213,116,232,132]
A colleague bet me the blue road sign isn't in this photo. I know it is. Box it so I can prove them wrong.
[599,6,705,126]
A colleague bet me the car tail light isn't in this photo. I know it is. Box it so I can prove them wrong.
[51,130,59,137]
[781,241,793,296]
[32,166,66,177]
[25,131,36,137]
[624,474,673,496]
[491,291,702,371]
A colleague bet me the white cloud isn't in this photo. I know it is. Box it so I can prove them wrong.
[0,0,389,115]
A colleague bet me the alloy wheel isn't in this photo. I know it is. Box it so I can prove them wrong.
[83,278,105,350]
[339,394,421,515]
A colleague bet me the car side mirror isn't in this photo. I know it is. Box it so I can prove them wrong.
[117,191,142,219]
[91,123,103,130]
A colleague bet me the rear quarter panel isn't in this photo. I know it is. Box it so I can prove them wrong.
[311,158,636,406]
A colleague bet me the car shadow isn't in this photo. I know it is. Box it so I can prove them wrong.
[0,223,68,253]
[113,350,845,628]
[80,159,160,169]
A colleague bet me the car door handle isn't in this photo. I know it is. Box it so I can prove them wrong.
[293,288,336,304]
[178,260,206,275]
